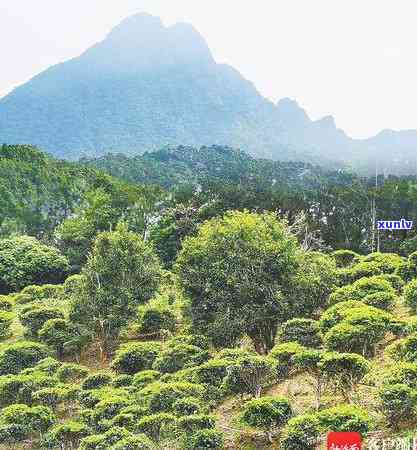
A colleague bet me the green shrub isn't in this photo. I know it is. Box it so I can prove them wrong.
[270,342,305,377]
[152,344,209,373]
[137,302,177,335]
[280,414,321,450]
[387,334,417,362]
[82,372,113,390]
[329,276,395,305]
[343,261,383,283]
[187,429,224,449]
[178,414,216,433]
[223,355,276,396]
[0,372,55,407]
[111,342,162,375]
[362,291,397,310]
[386,363,417,388]
[113,375,133,388]
[56,363,89,382]
[19,305,64,338]
[140,381,204,412]
[79,426,131,450]
[90,396,130,424]
[193,359,230,387]
[0,341,50,375]
[173,396,203,416]
[43,421,90,448]
[241,396,292,431]
[21,283,64,302]
[132,370,160,388]
[317,404,372,435]
[38,318,79,358]
[29,357,61,376]
[33,387,62,409]
[378,274,404,292]
[379,383,417,426]
[112,434,154,450]
[362,253,403,274]
[331,250,361,268]
[169,334,210,350]
[319,300,366,332]
[0,235,69,294]
[278,319,322,348]
[137,413,177,441]
[1,403,55,433]
[0,311,13,340]
[318,352,369,400]
[0,296,13,311]
[0,423,29,444]
[405,279,417,312]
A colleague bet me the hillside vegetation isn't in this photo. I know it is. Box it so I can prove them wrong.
[1,144,417,449]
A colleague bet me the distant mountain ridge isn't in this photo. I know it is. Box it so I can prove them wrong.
[1,13,417,175]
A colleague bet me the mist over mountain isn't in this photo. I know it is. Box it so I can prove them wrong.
[1,13,416,174]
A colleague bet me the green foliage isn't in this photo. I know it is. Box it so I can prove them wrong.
[329,275,395,305]
[0,311,13,340]
[152,344,209,374]
[317,404,372,434]
[0,423,29,444]
[19,305,64,338]
[0,372,55,407]
[278,319,322,348]
[140,381,204,413]
[379,383,417,426]
[387,334,417,362]
[173,396,203,416]
[19,283,64,303]
[0,341,50,375]
[240,396,292,431]
[331,250,361,268]
[362,291,397,310]
[38,318,82,358]
[362,252,404,274]
[318,352,369,400]
[270,342,306,378]
[111,342,162,375]
[169,334,210,350]
[0,296,13,311]
[56,363,89,382]
[70,225,163,355]
[186,428,224,450]
[404,279,417,312]
[282,251,338,318]
[178,414,216,433]
[193,359,231,387]
[137,295,177,335]
[0,403,55,433]
[32,387,62,409]
[43,421,91,449]
[82,372,113,390]
[223,355,276,397]
[112,434,154,450]
[136,413,177,441]
[132,370,160,388]
[0,235,69,294]
[386,362,417,388]
[280,414,321,450]
[176,211,299,354]
[79,426,132,450]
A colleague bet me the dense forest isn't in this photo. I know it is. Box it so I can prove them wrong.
[1,144,417,449]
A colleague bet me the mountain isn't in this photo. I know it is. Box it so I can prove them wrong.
[1,13,417,174]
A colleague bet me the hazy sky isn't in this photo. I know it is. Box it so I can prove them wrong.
[1,1,416,138]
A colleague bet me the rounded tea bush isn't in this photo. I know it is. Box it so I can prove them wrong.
[379,383,417,426]
[173,396,203,416]
[19,305,64,338]
[137,303,177,335]
[0,341,50,375]
[278,318,322,348]
[112,434,154,450]
[111,342,162,375]
[0,311,13,340]
[241,396,292,431]
[152,344,209,374]
[82,372,113,390]
[280,414,321,450]
[404,279,417,312]
[317,404,372,435]
[331,249,361,268]
[187,429,224,450]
